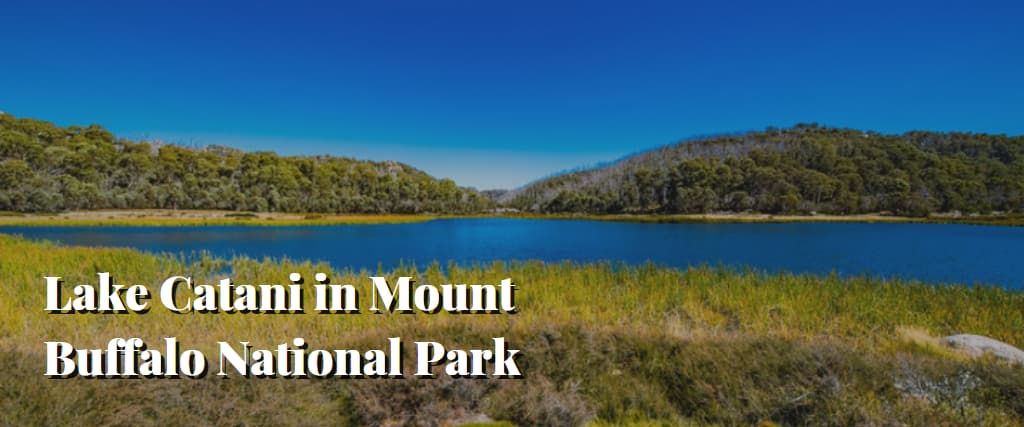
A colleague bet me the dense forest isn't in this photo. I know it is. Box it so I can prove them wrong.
[4,113,1022,217]
[0,113,492,213]
[506,124,1024,216]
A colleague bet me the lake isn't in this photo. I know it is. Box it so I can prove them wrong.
[2,219,1022,289]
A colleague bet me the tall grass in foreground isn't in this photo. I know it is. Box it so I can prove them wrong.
[1,234,1022,426]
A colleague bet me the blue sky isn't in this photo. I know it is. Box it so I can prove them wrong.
[2,0,1022,189]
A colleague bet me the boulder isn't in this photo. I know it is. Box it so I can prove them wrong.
[943,334,1024,364]
[451,413,494,425]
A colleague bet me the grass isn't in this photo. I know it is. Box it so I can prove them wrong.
[0,211,436,227]
[1,234,1023,425]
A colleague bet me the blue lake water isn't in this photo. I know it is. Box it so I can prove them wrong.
[2,219,1022,289]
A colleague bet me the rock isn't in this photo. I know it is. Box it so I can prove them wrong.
[943,334,1024,364]
[451,413,494,425]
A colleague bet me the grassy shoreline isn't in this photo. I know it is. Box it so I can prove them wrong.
[2,234,1023,425]
[1,209,1022,227]
[0,209,437,226]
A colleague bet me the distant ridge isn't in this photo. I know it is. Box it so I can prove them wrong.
[495,131,752,204]
[506,123,1024,216]
[0,113,492,213]
[4,113,1021,217]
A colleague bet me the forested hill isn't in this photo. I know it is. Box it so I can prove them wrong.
[0,113,492,213]
[507,124,1024,217]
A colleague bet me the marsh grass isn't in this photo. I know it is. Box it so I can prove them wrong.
[1,234,1023,426]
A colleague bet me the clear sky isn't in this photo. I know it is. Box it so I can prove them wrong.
[2,0,1022,189]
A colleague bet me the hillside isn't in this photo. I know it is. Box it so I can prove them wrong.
[507,124,1024,216]
[0,113,491,213]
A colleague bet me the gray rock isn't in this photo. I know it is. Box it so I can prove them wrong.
[943,334,1024,364]
[452,414,494,425]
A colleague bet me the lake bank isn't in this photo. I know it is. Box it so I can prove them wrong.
[499,212,1024,226]
[1,235,1022,425]
[0,209,436,226]
[1,209,1022,227]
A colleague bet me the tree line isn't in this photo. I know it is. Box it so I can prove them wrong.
[0,114,492,213]
[4,114,1022,217]
[508,123,1024,216]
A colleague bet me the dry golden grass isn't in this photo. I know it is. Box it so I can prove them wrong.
[0,209,434,227]
[1,234,1023,426]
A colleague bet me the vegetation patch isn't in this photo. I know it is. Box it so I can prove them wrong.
[508,124,1024,217]
[0,212,436,227]
[1,235,1022,425]
[0,114,492,214]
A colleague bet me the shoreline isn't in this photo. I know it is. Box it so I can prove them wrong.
[0,210,437,226]
[503,212,1024,226]
[0,209,1021,227]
